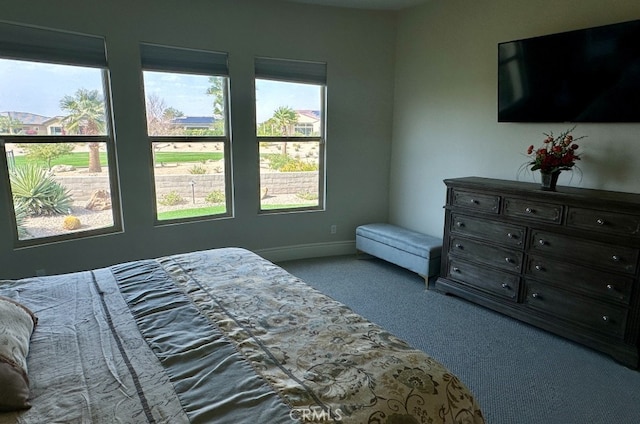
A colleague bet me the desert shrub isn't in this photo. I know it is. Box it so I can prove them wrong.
[159,191,184,206]
[10,164,73,216]
[63,215,81,230]
[264,154,318,172]
[189,164,207,174]
[296,191,318,201]
[264,154,290,170]
[281,160,317,172]
[205,190,225,204]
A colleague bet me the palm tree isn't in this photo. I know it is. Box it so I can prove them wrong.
[60,88,106,173]
[272,106,297,155]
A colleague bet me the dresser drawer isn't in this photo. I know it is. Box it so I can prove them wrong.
[449,236,522,272]
[526,254,634,304]
[448,258,519,300]
[530,230,638,274]
[451,189,500,213]
[567,207,640,237]
[503,197,562,224]
[450,213,525,247]
[524,281,628,338]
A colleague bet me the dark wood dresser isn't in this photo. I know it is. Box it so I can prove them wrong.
[435,176,640,368]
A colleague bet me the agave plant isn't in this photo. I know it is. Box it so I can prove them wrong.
[14,203,29,239]
[10,164,73,216]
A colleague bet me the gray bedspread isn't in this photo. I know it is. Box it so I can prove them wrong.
[0,247,484,423]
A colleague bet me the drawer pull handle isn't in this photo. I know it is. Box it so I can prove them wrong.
[501,283,509,289]
[456,221,464,227]
[612,255,621,262]
[602,315,609,322]
[452,267,460,273]
[525,207,534,213]
[455,243,463,249]
[606,284,615,290]
[507,232,515,239]
[505,257,514,264]
[596,218,605,225]
[535,265,544,271]
[470,199,478,204]
[538,239,547,246]
[531,293,540,299]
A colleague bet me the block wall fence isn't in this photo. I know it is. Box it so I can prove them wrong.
[54,172,318,202]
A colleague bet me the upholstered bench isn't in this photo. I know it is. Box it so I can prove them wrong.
[356,223,442,288]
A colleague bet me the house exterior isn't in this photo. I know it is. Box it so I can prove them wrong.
[292,110,321,136]
[0,111,64,135]
[170,116,215,131]
[1,111,217,135]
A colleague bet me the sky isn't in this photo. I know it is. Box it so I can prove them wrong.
[0,58,320,124]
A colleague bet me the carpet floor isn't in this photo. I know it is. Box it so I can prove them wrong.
[278,254,640,424]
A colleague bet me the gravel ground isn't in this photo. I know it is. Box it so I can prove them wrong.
[21,193,314,239]
[21,205,114,239]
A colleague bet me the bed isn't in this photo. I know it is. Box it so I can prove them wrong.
[0,247,484,423]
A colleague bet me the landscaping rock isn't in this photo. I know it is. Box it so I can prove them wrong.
[51,164,76,173]
[85,189,112,211]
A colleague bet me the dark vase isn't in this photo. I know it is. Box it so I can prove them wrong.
[540,171,560,191]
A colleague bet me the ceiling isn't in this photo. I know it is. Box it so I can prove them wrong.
[282,0,430,10]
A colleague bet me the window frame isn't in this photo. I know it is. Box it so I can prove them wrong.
[0,23,122,247]
[140,43,233,225]
[254,57,327,214]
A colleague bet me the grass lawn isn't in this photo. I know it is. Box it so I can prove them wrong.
[157,203,315,220]
[157,205,225,220]
[13,151,224,168]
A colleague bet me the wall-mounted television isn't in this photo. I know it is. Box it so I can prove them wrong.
[498,19,640,123]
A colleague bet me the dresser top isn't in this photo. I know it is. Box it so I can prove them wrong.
[444,177,640,209]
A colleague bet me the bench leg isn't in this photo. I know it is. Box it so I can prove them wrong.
[420,274,429,290]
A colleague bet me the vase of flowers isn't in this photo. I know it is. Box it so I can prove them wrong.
[540,170,561,191]
[524,126,585,191]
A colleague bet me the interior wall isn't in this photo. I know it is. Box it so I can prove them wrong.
[0,0,397,278]
[392,0,640,237]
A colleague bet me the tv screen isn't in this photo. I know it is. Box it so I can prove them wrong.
[498,19,640,122]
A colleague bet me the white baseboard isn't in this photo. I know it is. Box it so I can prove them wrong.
[255,240,356,263]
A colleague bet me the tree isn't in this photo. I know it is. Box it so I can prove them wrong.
[0,115,23,134]
[272,106,297,135]
[60,88,106,173]
[271,106,298,155]
[206,76,226,136]
[146,94,183,136]
[17,143,75,170]
[257,117,279,136]
[163,107,184,121]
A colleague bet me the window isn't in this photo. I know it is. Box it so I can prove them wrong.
[0,22,120,245]
[255,57,326,212]
[140,43,231,223]
[294,122,315,136]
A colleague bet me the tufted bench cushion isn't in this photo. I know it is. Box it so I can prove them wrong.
[356,223,442,287]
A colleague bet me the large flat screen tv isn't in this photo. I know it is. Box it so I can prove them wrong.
[498,19,640,122]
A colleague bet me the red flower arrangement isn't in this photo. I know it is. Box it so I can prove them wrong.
[525,127,586,174]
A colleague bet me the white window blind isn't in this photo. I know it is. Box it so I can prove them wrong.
[140,43,228,76]
[0,21,106,67]
[255,57,326,85]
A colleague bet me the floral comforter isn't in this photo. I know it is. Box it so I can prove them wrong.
[1,247,484,424]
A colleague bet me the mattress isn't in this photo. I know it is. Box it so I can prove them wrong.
[0,247,484,423]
